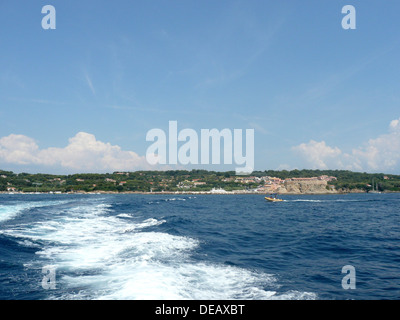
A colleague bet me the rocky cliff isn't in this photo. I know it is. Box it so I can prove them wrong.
[276,180,337,194]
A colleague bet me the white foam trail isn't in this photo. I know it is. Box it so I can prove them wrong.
[92,262,278,300]
[288,199,361,203]
[272,290,317,300]
[121,218,166,233]
[148,197,189,205]
[116,213,133,218]
[287,199,323,202]
[0,200,69,223]
[2,198,316,300]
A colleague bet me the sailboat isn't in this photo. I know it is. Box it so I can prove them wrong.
[369,179,381,194]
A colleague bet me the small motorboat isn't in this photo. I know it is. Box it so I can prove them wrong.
[265,193,284,202]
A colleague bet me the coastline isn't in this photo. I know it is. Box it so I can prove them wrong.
[3,169,399,195]
[0,190,382,195]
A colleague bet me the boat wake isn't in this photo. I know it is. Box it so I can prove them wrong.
[0,197,316,300]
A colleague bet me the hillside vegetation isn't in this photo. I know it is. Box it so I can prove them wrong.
[1,169,399,193]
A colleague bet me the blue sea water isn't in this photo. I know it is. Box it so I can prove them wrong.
[0,193,399,300]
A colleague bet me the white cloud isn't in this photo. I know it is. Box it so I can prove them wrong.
[352,117,400,171]
[292,117,400,173]
[292,140,342,170]
[390,119,399,130]
[275,163,294,171]
[0,132,151,172]
[0,134,39,165]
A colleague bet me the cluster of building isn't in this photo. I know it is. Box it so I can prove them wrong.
[175,175,337,191]
[224,175,336,184]
[176,179,207,189]
[2,172,338,193]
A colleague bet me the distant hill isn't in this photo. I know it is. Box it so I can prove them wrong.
[1,169,399,193]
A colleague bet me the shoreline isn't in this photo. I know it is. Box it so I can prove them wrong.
[1,190,396,195]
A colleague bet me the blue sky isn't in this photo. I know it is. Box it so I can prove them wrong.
[1,0,400,174]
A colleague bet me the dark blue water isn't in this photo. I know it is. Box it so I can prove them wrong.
[0,193,399,300]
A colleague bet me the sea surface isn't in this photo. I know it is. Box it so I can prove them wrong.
[0,193,399,300]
